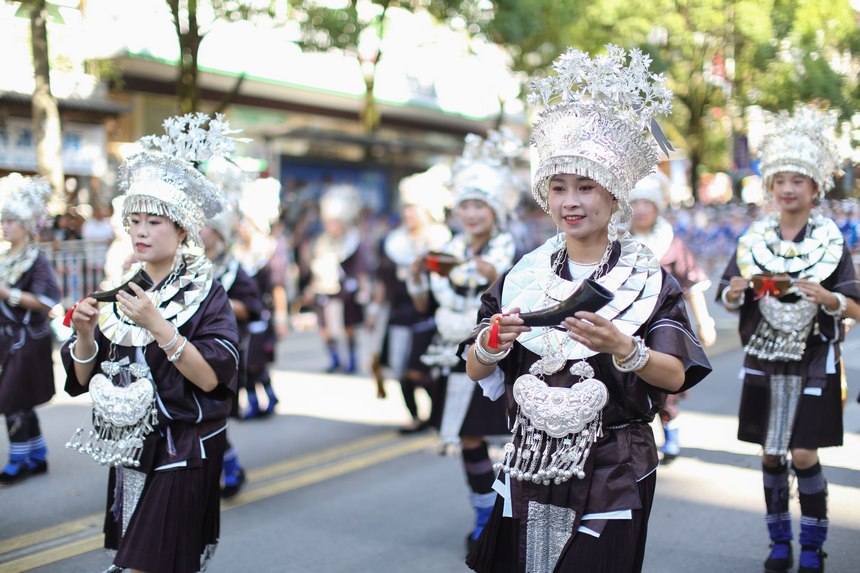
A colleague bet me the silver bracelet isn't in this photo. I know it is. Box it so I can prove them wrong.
[473,326,511,365]
[613,336,650,372]
[616,336,639,363]
[70,340,99,364]
[720,287,744,310]
[167,337,189,363]
[7,288,22,307]
[823,292,847,317]
[158,323,180,350]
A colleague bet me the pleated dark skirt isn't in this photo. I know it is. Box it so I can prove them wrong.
[460,383,511,438]
[738,369,844,449]
[105,431,226,573]
[246,326,275,369]
[467,471,656,573]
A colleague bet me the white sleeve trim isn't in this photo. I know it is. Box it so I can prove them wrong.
[581,509,633,521]
[155,460,187,471]
[477,367,505,401]
[647,319,702,348]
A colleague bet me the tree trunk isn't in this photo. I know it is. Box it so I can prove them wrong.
[30,0,65,213]
[689,148,701,203]
[360,71,380,133]
[214,73,246,115]
[169,0,202,114]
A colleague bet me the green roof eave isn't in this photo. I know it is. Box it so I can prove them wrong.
[122,50,493,122]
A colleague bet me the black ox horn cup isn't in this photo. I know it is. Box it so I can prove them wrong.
[89,269,155,303]
[518,278,615,327]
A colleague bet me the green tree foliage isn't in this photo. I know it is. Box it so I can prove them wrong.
[288,0,489,133]
[487,0,860,200]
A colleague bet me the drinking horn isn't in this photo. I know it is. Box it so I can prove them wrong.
[89,269,154,302]
[519,279,614,327]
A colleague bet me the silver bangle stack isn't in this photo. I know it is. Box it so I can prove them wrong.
[721,287,744,310]
[7,288,22,307]
[167,337,189,362]
[823,292,848,317]
[158,323,180,351]
[613,335,650,372]
[70,340,99,364]
[473,326,511,366]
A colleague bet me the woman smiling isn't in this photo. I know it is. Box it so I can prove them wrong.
[464,46,711,573]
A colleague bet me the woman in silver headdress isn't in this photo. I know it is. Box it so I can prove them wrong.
[464,46,711,573]
[370,166,451,429]
[63,113,241,573]
[305,184,371,374]
[202,159,265,498]
[629,172,716,463]
[232,177,285,417]
[410,129,521,552]
[0,174,60,484]
[718,106,859,573]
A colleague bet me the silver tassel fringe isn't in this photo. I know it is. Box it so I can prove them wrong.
[493,410,603,485]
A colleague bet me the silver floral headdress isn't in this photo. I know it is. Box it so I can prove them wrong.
[205,156,247,243]
[629,172,671,211]
[451,127,524,229]
[320,184,361,224]
[399,164,452,224]
[0,173,52,233]
[529,44,674,223]
[240,177,281,235]
[758,105,841,197]
[118,113,247,246]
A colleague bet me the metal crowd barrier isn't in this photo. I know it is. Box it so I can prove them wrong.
[39,239,111,309]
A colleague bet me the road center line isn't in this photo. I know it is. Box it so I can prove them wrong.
[0,430,426,572]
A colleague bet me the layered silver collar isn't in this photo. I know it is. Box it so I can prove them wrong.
[630,216,674,261]
[99,253,214,347]
[502,232,662,360]
[737,213,843,280]
[212,253,240,293]
[443,232,516,289]
[315,227,361,264]
[0,243,39,287]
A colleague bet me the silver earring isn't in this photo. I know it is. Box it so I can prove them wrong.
[607,212,618,242]
[172,248,184,272]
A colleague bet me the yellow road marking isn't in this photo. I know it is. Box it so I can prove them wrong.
[0,431,398,558]
[245,431,398,482]
[0,537,104,573]
[0,514,101,559]
[224,434,436,507]
[0,433,435,572]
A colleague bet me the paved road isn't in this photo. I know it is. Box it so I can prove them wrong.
[0,302,858,572]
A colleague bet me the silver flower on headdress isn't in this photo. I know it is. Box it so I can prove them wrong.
[451,127,524,229]
[758,105,841,197]
[118,113,248,246]
[0,173,52,233]
[529,44,674,223]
